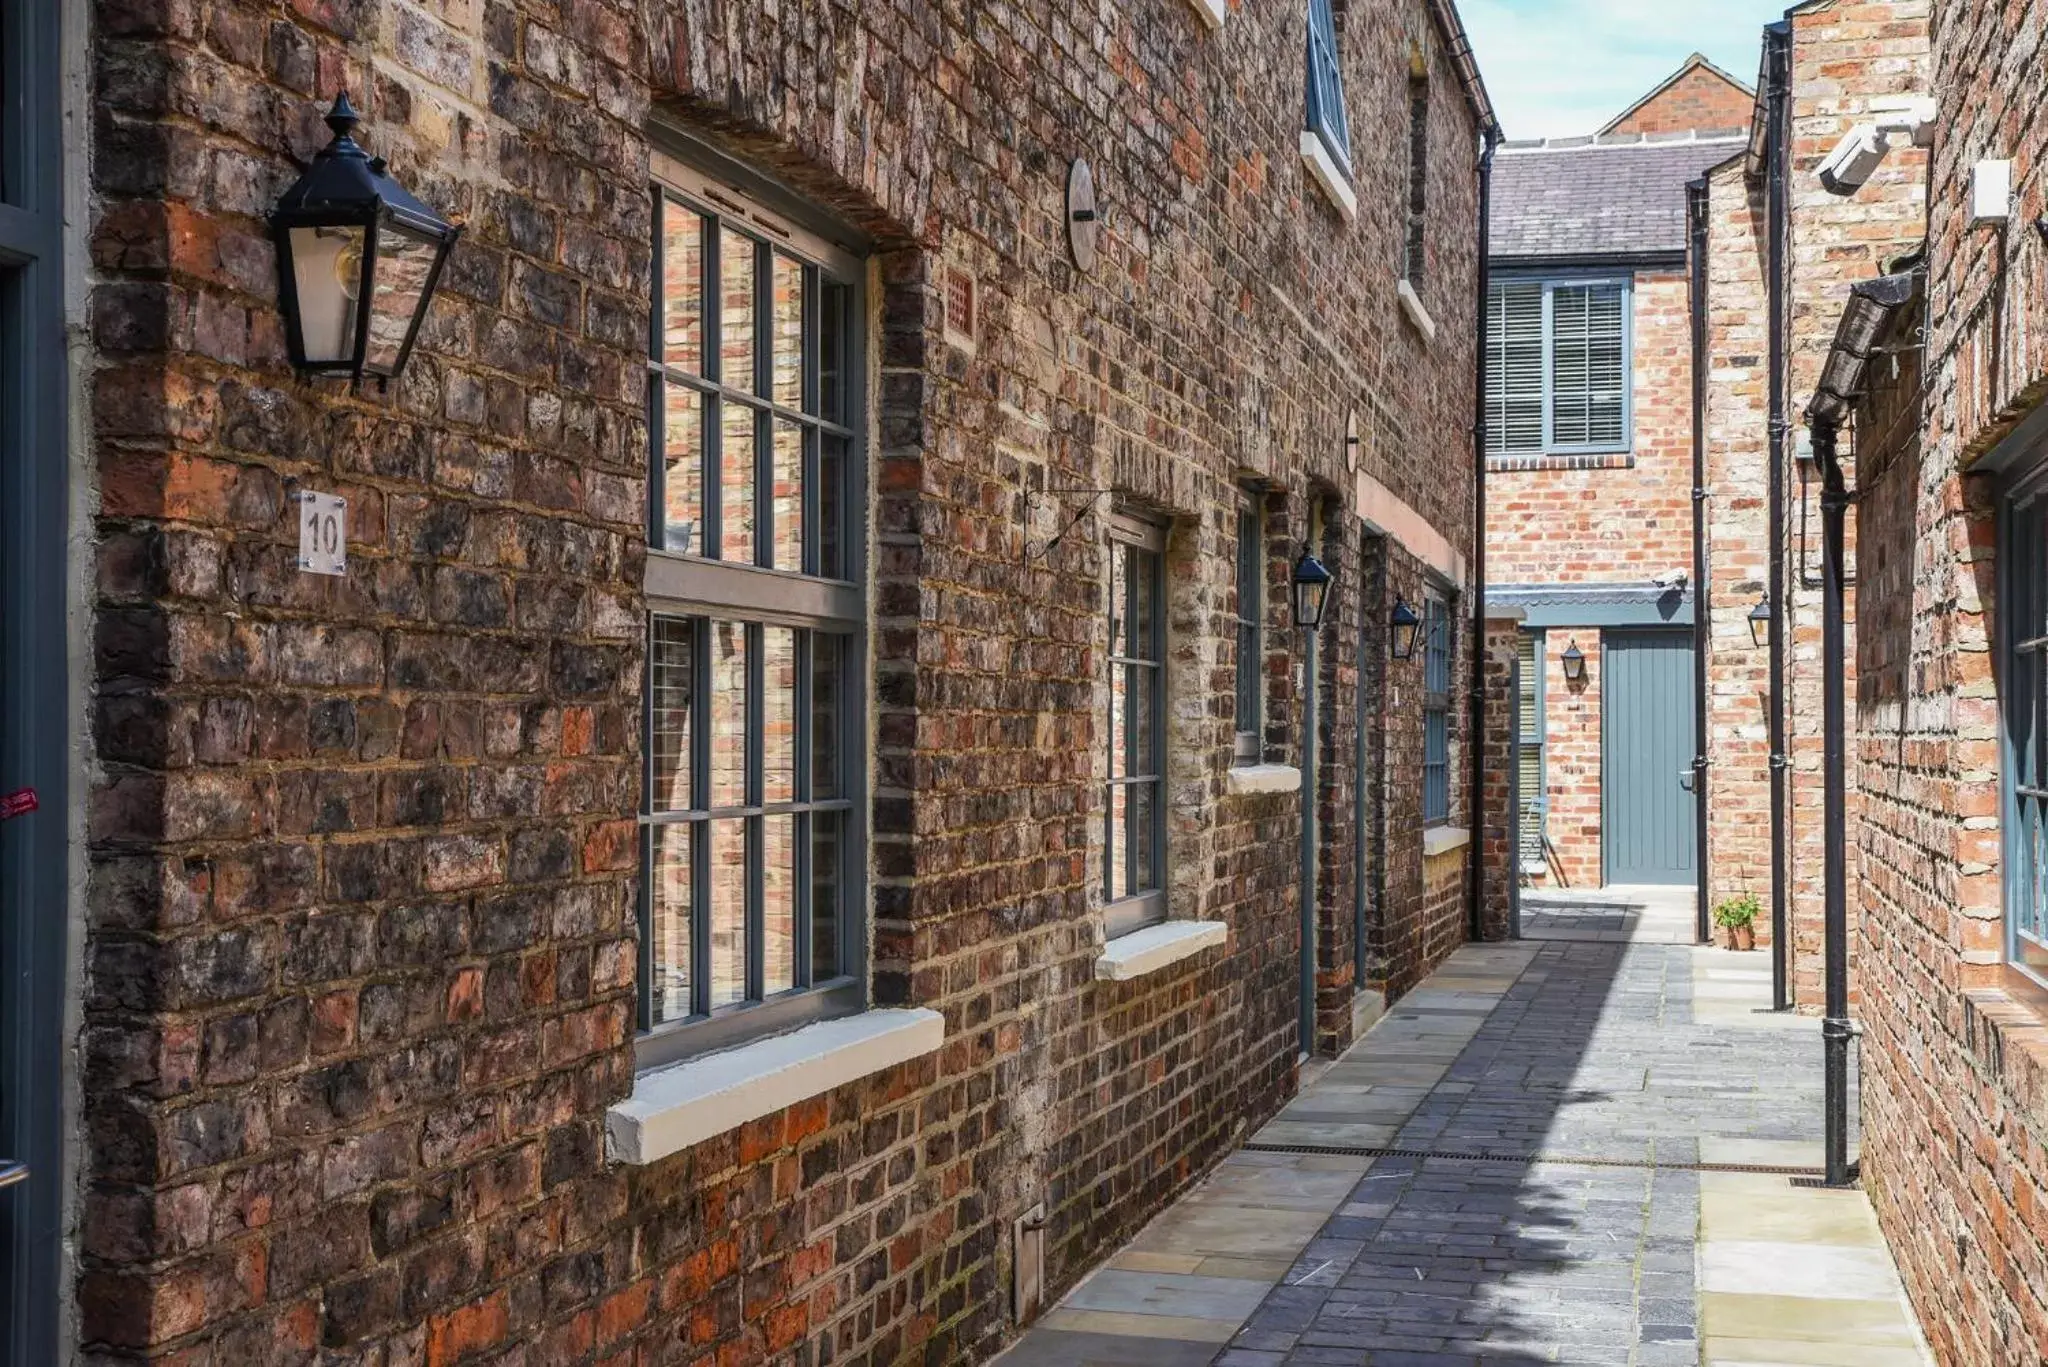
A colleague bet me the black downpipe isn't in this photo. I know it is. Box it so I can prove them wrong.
[1468,126,1500,941]
[1687,179,1712,945]
[1764,23,1793,1010]
[1812,417,1855,1186]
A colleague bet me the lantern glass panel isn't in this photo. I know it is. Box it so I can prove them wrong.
[363,219,439,375]
[289,224,365,364]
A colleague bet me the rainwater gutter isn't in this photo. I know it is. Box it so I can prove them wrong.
[1469,123,1500,942]
[1687,177,1712,945]
[1762,20,1793,1010]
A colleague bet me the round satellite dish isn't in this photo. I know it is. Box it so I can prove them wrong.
[1067,159,1099,273]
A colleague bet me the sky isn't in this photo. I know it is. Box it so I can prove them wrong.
[1460,0,1789,140]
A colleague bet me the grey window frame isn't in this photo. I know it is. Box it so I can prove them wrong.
[1305,0,1353,176]
[1517,630,1547,867]
[0,0,74,1357]
[1234,493,1264,763]
[2000,456,2048,989]
[1486,273,1635,457]
[1422,590,1453,826]
[639,145,871,1070]
[1107,512,1170,938]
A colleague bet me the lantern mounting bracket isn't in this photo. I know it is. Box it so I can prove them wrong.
[1023,486,1118,563]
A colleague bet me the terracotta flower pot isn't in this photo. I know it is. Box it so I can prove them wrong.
[1726,923,1755,951]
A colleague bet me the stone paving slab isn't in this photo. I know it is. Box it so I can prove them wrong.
[998,890,1932,1367]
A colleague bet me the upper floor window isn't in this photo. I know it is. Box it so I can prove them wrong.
[2001,461,2048,988]
[1108,514,1168,937]
[1234,494,1264,763]
[1305,0,1353,176]
[1422,591,1453,825]
[1487,277,1633,457]
[641,151,867,1066]
[1403,76,1429,282]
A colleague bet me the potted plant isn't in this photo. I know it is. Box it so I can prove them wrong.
[1713,893,1761,951]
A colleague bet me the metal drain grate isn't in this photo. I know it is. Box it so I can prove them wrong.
[1240,1141,1825,1177]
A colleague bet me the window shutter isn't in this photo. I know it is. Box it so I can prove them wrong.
[1305,0,1352,171]
[1487,281,1544,454]
[1551,282,1626,448]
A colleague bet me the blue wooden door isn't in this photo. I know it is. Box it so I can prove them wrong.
[1602,630,1697,885]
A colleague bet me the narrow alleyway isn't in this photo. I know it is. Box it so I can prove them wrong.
[1001,893,1929,1367]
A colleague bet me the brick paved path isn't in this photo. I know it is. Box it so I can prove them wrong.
[1002,890,1928,1367]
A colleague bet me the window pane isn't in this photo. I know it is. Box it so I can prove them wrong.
[1110,543,1128,656]
[1130,549,1159,661]
[773,254,805,410]
[1111,657,1129,780]
[1236,506,1260,734]
[763,626,797,804]
[720,400,756,563]
[663,203,704,372]
[707,819,746,1007]
[814,632,842,799]
[650,616,694,813]
[709,621,748,808]
[1551,283,1626,448]
[649,823,692,1023]
[1487,281,1545,454]
[720,227,757,393]
[1130,665,1158,778]
[771,420,803,572]
[820,434,847,581]
[763,815,796,995]
[813,812,842,981]
[1130,781,1159,894]
[819,280,848,421]
[364,224,436,375]
[662,383,703,555]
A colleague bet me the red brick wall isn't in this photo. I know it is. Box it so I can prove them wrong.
[1607,66,1755,137]
[74,0,1487,1362]
[1853,0,2048,1357]
[1487,270,1696,590]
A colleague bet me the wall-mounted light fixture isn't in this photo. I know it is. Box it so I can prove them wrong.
[271,93,462,389]
[1292,548,1333,631]
[1389,598,1421,659]
[1748,594,1774,649]
[1561,639,1587,683]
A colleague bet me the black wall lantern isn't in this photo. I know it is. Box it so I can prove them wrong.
[1748,593,1774,648]
[1561,639,1587,683]
[1389,597,1421,659]
[1291,548,1333,630]
[271,94,462,389]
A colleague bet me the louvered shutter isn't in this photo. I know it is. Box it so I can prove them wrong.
[1550,282,1627,448]
[1305,0,1352,171]
[1516,633,1545,867]
[1487,281,1544,455]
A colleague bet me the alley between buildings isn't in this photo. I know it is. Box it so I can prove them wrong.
[1002,893,1929,1367]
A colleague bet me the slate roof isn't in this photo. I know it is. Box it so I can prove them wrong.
[1491,135,1747,261]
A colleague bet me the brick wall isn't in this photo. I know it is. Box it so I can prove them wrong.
[1607,65,1755,138]
[1478,613,1520,938]
[75,0,1488,1362]
[1703,160,1775,924]
[1851,0,2048,1357]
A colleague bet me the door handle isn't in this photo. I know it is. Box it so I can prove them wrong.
[1678,770,1696,792]
[0,1160,27,1190]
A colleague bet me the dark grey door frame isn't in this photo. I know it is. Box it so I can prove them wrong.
[1,0,74,1359]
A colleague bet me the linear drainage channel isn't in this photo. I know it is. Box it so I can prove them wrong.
[1240,1141,1825,1178]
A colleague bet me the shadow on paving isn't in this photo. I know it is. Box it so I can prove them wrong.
[1217,896,1821,1367]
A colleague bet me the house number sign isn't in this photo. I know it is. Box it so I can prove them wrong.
[297,490,347,576]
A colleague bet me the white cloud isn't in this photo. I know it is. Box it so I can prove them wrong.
[1461,0,1786,139]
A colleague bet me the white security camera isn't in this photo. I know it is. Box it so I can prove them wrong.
[1818,97,1938,196]
[1652,569,1689,591]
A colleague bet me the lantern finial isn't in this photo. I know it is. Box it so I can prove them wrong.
[324,92,361,144]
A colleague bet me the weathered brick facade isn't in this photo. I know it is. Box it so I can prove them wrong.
[69,0,1493,1363]
[1846,0,2048,1356]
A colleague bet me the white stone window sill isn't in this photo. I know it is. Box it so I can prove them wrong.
[1299,133,1358,223]
[1397,279,1437,343]
[1423,825,1472,859]
[1096,920,1229,982]
[1182,0,1226,27]
[1228,763,1303,796]
[605,1008,944,1165]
